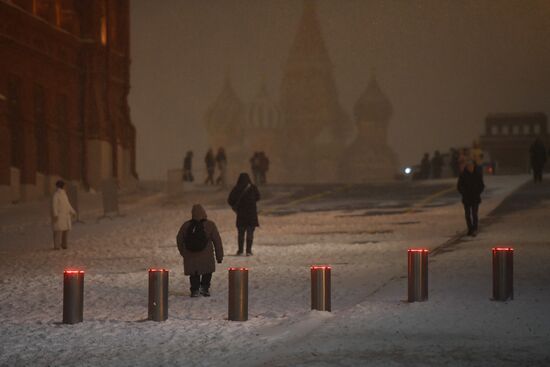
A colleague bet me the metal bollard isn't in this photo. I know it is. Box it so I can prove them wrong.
[311,265,331,311]
[228,267,248,321]
[63,270,84,324]
[492,247,514,301]
[408,248,429,302]
[148,269,169,321]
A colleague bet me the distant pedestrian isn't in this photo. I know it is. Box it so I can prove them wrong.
[215,147,228,187]
[458,149,467,174]
[204,149,216,185]
[183,151,194,182]
[250,152,262,185]
[457,160,485,236]
[530,138,547,183]
[176,204,224,297]
[227,173,260,256]
[259,152,270,185]
[419,153,431,179]
[51,180,76,250]
[431,150,444,179]
[450,148,460,177]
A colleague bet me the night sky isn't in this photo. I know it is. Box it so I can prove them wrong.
[130,0,550,179]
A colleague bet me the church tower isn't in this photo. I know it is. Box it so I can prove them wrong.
[343,75,399,181]
[280,0,351,182]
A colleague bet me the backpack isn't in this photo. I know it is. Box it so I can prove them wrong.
[184,220,208,252]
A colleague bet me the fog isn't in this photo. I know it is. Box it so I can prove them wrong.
[130,0,550,180]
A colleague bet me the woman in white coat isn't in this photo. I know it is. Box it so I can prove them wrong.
[51,180,76,250]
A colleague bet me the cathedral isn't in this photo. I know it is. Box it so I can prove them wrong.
[0,0,137,203]
[205,0,398,183]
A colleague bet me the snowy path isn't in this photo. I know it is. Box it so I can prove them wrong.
[2,175,547,366]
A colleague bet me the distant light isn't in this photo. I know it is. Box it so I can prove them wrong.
[404,167,412,175]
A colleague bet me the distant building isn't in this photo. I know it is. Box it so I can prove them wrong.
[480,113,549,173]
[204,0,399,183]
[0,0,137,203]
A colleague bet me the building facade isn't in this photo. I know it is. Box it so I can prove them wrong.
[205,0,399,183]
[480,113,549,173]
[0,0,137,203]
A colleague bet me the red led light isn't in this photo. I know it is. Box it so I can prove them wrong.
[228,267,248,271]
[148,268,169,272]
[311,265,331,270]
[408,248,429,253]
[492,247,514,252]
[64,270,84,274]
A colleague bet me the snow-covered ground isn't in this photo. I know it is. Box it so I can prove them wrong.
[1,175,549,366]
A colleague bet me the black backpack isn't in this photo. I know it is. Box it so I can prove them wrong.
[184,220,208,252]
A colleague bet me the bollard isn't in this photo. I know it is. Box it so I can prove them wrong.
[311,265,331,311]
[148,269,169,321]
[228,267,248,321]
[408,248,429,302]
[63,270,84,324]
[492,247,514,301]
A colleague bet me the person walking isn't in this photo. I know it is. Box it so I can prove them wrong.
[529,138,547,183]
[215,147,228,187]
[259,152,270,185]
[450,148,460,177]
[183,151,194,182]
[51,180,76,250]
[420,153,431,179]
[176,204,224,297]
[250,152,262,185]
[227,173,260,256]
[457,160,485,236]
[431,150,444,179]
[204,149,216,185]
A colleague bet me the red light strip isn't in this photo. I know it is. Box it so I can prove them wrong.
[64,270,84,274]
[311,265,331,270]
[492,247,514,252]
[228,267,248,271]
[148,268,169,272]
[408,248,429,253]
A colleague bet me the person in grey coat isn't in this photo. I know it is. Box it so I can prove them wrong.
[176,204,224,297]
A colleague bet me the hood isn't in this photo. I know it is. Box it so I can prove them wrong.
[191,204,207,221]
[236,172,251,188]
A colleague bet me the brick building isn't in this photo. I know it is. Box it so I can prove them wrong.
[0,0,137,203]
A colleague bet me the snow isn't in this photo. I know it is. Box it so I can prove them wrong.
[1,175,549,366]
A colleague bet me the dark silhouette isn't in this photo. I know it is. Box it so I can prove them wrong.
[176,204,224,297]
[204,149,216,185]
[450,148,460,177]
[227,173,260,256]
[457,160,485,236]
[530,138,547,183]
[183,151,194,182]
[419,153,431,179]
[259,152,270,185]
[250,152,262,185]
[215,147,228,187]
[431,150,444,179]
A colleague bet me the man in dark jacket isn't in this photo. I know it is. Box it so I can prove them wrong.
[431,150,444,179]
[227,173,260,256]
[177,204,224,297]
[204,149,216,185]
[530,138,547,183]
[457,160,485,236]
[420,153,431,179]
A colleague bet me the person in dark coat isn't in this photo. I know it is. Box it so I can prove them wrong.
[457,160,485,236]
[227,173,260,256]
[183,151,194,182]
[419,153,431,179]
[204,149,216,185]
[259,152,270,185]
[177,204,224,297]
[250,152,262,185]
[215,147,228,187]
[450,148,460,177]
[431,150,444,179]
[529,138,547,183]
